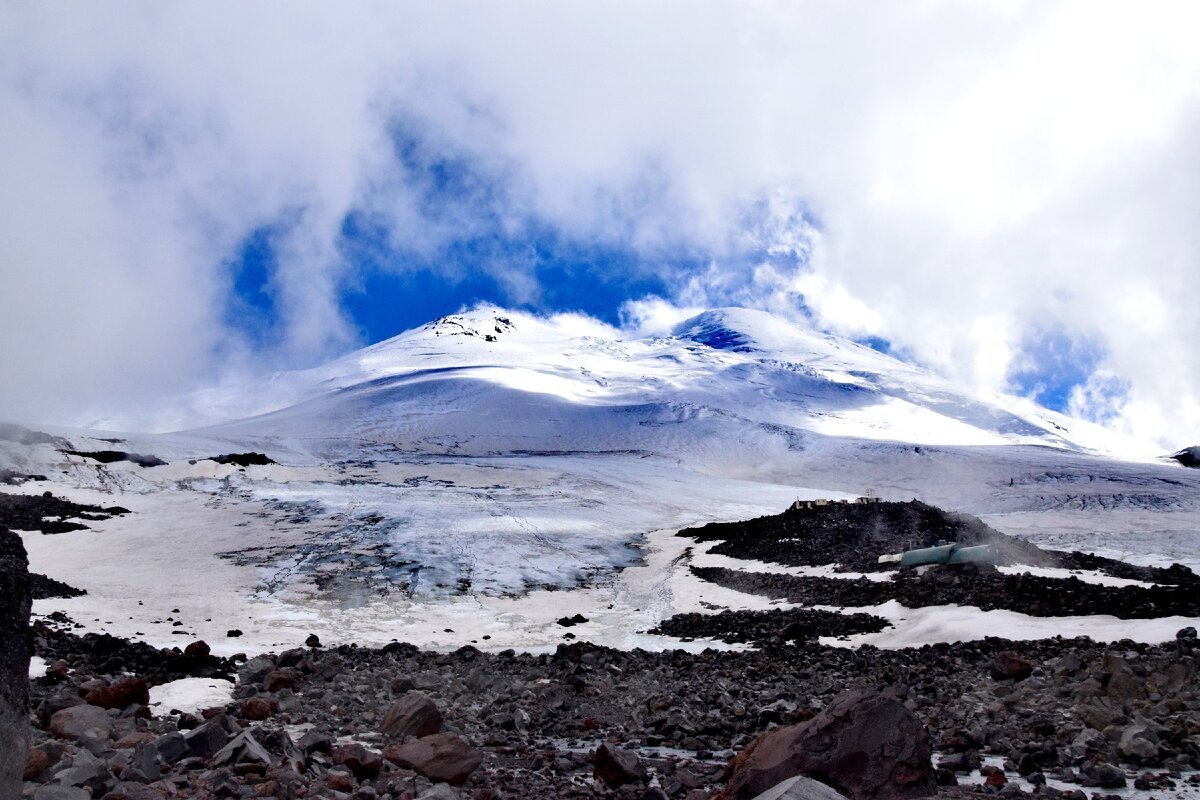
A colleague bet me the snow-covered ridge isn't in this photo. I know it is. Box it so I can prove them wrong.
[174,304,1155,461]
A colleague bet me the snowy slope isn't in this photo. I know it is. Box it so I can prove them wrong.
[180,305,1152,460]
[5,305,1200,653]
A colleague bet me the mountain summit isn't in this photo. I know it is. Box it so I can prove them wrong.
[185,304,1151,463]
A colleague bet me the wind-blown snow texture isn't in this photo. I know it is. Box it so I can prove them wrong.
[4,306,1198,653]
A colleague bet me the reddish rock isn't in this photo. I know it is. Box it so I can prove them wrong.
[23,747,49,780]
[380,691,443,740]
[719,689,935,800]
[326,769,355,792]
[254,780,280,796]
[85,677,150,710]
[240,697,277,721]
[184,640,211,658]
[384,733,483,786]
[333,742,384,779]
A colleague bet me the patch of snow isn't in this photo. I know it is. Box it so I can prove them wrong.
[689,544,895,581]
[149,677,234,716]
[822,600,1200,649]
[28,655,46,679]
[997,564,1154,588]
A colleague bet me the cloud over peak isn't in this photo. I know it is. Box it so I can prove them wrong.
[2,2,1199,447]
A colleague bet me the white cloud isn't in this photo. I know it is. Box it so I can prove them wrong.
[2,2,1199,447]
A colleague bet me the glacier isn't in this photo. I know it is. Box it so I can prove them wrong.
[3,305,1198,654]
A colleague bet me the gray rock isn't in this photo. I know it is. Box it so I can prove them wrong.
[48,704,114,741]
[751,776,851,800]
[151,731,188,765]
[122,740,161,783]
[33,787,91,800]
[183,715,238,759]
[593,743,647,789]
[237,655,276,685]
[298,727,335,755]
[1081,761,1127,788]
[1116,721,1160,762]
[54,748,110,792]
[212,730,275,767]
[415,785,462,800]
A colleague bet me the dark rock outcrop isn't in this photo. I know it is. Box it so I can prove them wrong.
[721,689,935,800]
[206,452,276,467]
[60,450,167,467]
[0,491,130,535]
[1171,446,1200,468]
[1,528,32,799]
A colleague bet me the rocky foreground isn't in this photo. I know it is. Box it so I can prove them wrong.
[13,620,1200,800]
[8,500,1200,799]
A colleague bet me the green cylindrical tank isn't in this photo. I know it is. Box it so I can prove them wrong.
[898,544,957,567]
[947,544,996,564]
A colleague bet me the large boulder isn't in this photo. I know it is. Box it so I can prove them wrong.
[720,689,935,800]
[380,691,443,740]
[384,733,483,786]
[0,529,32,800]
[593,743,647,789]
[49,704,114,741]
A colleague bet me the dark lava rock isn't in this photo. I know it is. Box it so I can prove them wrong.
[692,559,1200,620]
[305,633,321,647]
[60,449,167,467]
[0,491,129,535]
[0,469,47,485]
[384,732,483,786]
[990,651,1033,681]
[558,613,589,627]
[682,500,1196,589]
[28,572,86,600]
[651,607,889,646]
[720,689,935,800]
[1,528,32,799]
[206,452,276,467]
[680,500,1045,573]
[31,624,235,685]
[593,743,648,789]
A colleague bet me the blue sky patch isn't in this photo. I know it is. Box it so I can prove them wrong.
[1009,329,1105,412]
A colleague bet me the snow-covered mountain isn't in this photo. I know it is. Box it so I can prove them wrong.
[4,305,1199,654]
[180,305,1149,460]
